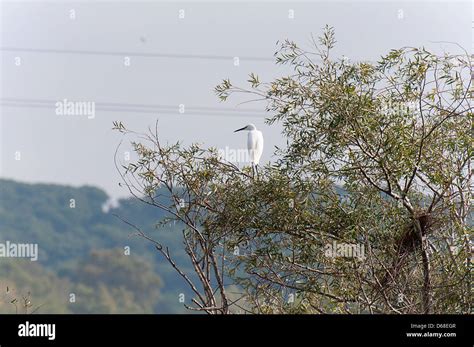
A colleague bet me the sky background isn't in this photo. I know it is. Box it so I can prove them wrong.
[0,0,471,200]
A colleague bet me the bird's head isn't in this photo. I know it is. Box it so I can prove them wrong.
[234,123,257,132]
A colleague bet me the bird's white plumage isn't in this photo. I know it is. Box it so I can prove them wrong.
[247,129,264,165]
[234,123,264,168]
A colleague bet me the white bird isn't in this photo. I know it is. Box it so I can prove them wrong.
[234,123,264,177]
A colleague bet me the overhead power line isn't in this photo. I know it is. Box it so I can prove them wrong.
[0,98,268,118]
[0,47,275,62]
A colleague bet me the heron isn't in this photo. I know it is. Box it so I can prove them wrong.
[234,123,264,177]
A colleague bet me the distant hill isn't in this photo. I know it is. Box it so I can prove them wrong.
[0,179,194,313]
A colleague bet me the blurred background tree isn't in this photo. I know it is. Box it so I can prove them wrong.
[0,249,162,314]
[0,179,191,314]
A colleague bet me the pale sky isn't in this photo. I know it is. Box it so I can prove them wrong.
[0,0,471,199]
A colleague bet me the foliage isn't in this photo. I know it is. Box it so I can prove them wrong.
[117,26,472,314]
[0,179,191,313]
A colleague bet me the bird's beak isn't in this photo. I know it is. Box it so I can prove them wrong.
[234,126,246,133]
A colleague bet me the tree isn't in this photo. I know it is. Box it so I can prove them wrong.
[69,249,162,313]
[115,26,472,314]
